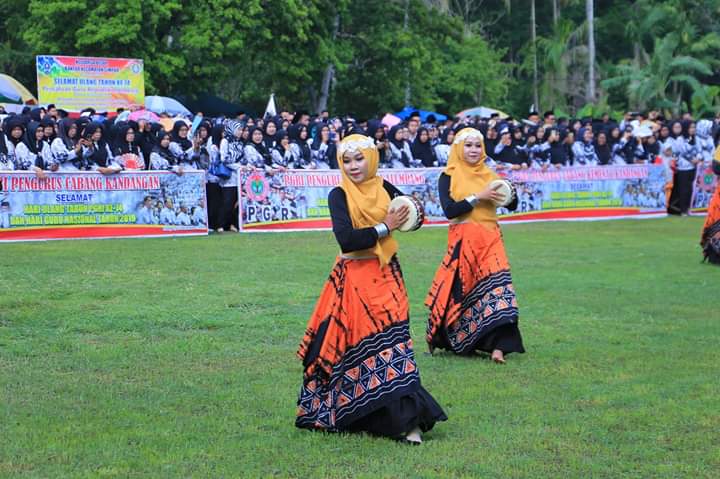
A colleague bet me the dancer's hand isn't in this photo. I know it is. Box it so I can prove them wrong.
[476,185,504,203]
[384,205,410,231]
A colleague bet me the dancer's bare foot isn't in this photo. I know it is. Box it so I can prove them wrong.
[491,349,506,364]
[405,427,422,444]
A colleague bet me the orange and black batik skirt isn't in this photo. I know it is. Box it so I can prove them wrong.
[425,223,525,355]
[702,186,720,264]
[296,256,446,437]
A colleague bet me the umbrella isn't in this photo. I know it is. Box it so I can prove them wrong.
[179,94,253,117]
[381,113,402,128]
[394,106,448,122]
[456,106,509,119]
[0,74,37,105]
[114,110,131,123]
[158,118,176,132]
[0,85,21,104]
[158,117,189,132]
[128,109,160,122]
[145,96,191,116]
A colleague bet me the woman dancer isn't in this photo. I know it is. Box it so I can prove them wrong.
[425,127,525,363]
[701,147,720,264]
[296,134,446,443]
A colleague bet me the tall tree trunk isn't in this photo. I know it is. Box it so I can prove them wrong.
[316,13,340,114]
[586,0,596,103]
[316,65,335,114]
[672,82,681,116]
[531,0,539,110]
[633,42,640,66]
[464,0,470,37]
[553,0,559,25]
[404,0,411,106]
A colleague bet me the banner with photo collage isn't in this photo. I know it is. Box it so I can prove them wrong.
[0,171,207,242]
[238,165,672,232]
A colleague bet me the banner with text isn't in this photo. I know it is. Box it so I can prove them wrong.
[0,171,207,242]
[36,55,145,113]
[238,165,668,232]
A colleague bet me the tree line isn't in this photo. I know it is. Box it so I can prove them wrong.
[1,0,718,118]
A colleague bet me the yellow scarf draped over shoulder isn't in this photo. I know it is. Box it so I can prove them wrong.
[444,127,499,227]
[338,134,397,266]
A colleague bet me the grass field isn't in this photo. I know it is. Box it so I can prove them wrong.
[1,217,719,478]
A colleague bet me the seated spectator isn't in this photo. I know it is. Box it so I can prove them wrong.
[434,128,454,167]
[595,131,612,165]
[572,128,599,166]
[150,131,184,175]
[411,127,437,167]
[80,122,121,174]
[388,124,414,168]
[114,124,145,170]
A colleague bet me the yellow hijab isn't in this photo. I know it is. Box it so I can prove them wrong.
[444,127,499,227]
[338,134,397,266]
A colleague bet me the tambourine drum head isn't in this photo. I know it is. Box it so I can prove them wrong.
[489,179,514,207]
[389,195,424,232]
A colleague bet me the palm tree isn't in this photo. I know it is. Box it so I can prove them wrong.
[601,33,712,114]
[692,85,720,117]
[623,0,675,73]
[604,0,718,114]
[537,20,587,111]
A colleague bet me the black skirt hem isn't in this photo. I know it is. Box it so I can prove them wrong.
[432,321,525,356]
[343,386,447,439]
[473,322,525,354]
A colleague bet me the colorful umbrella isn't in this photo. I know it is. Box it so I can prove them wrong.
[158,117,190,132]
[394,107,448,122]
[0,85,21,104]
[128,109,160,122]
[381,113,402,128]
[456,106,509,119]
[145,96,191,116]
[0,74,37,105]
[158,118,176,132]
[114,110,131,123]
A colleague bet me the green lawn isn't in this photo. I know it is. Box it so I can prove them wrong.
[1,217,718,478]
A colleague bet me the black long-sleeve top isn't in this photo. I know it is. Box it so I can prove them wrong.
[549,143,568,165]
[437,172,518,220]
[328,180,403,253]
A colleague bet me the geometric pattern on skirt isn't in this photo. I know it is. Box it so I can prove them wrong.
[296,322,419,431]
[426,222,520,354]
[297,257,410,384]
[448,270,519,353]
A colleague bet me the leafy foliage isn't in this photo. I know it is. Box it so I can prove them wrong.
[1,0,718,117]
